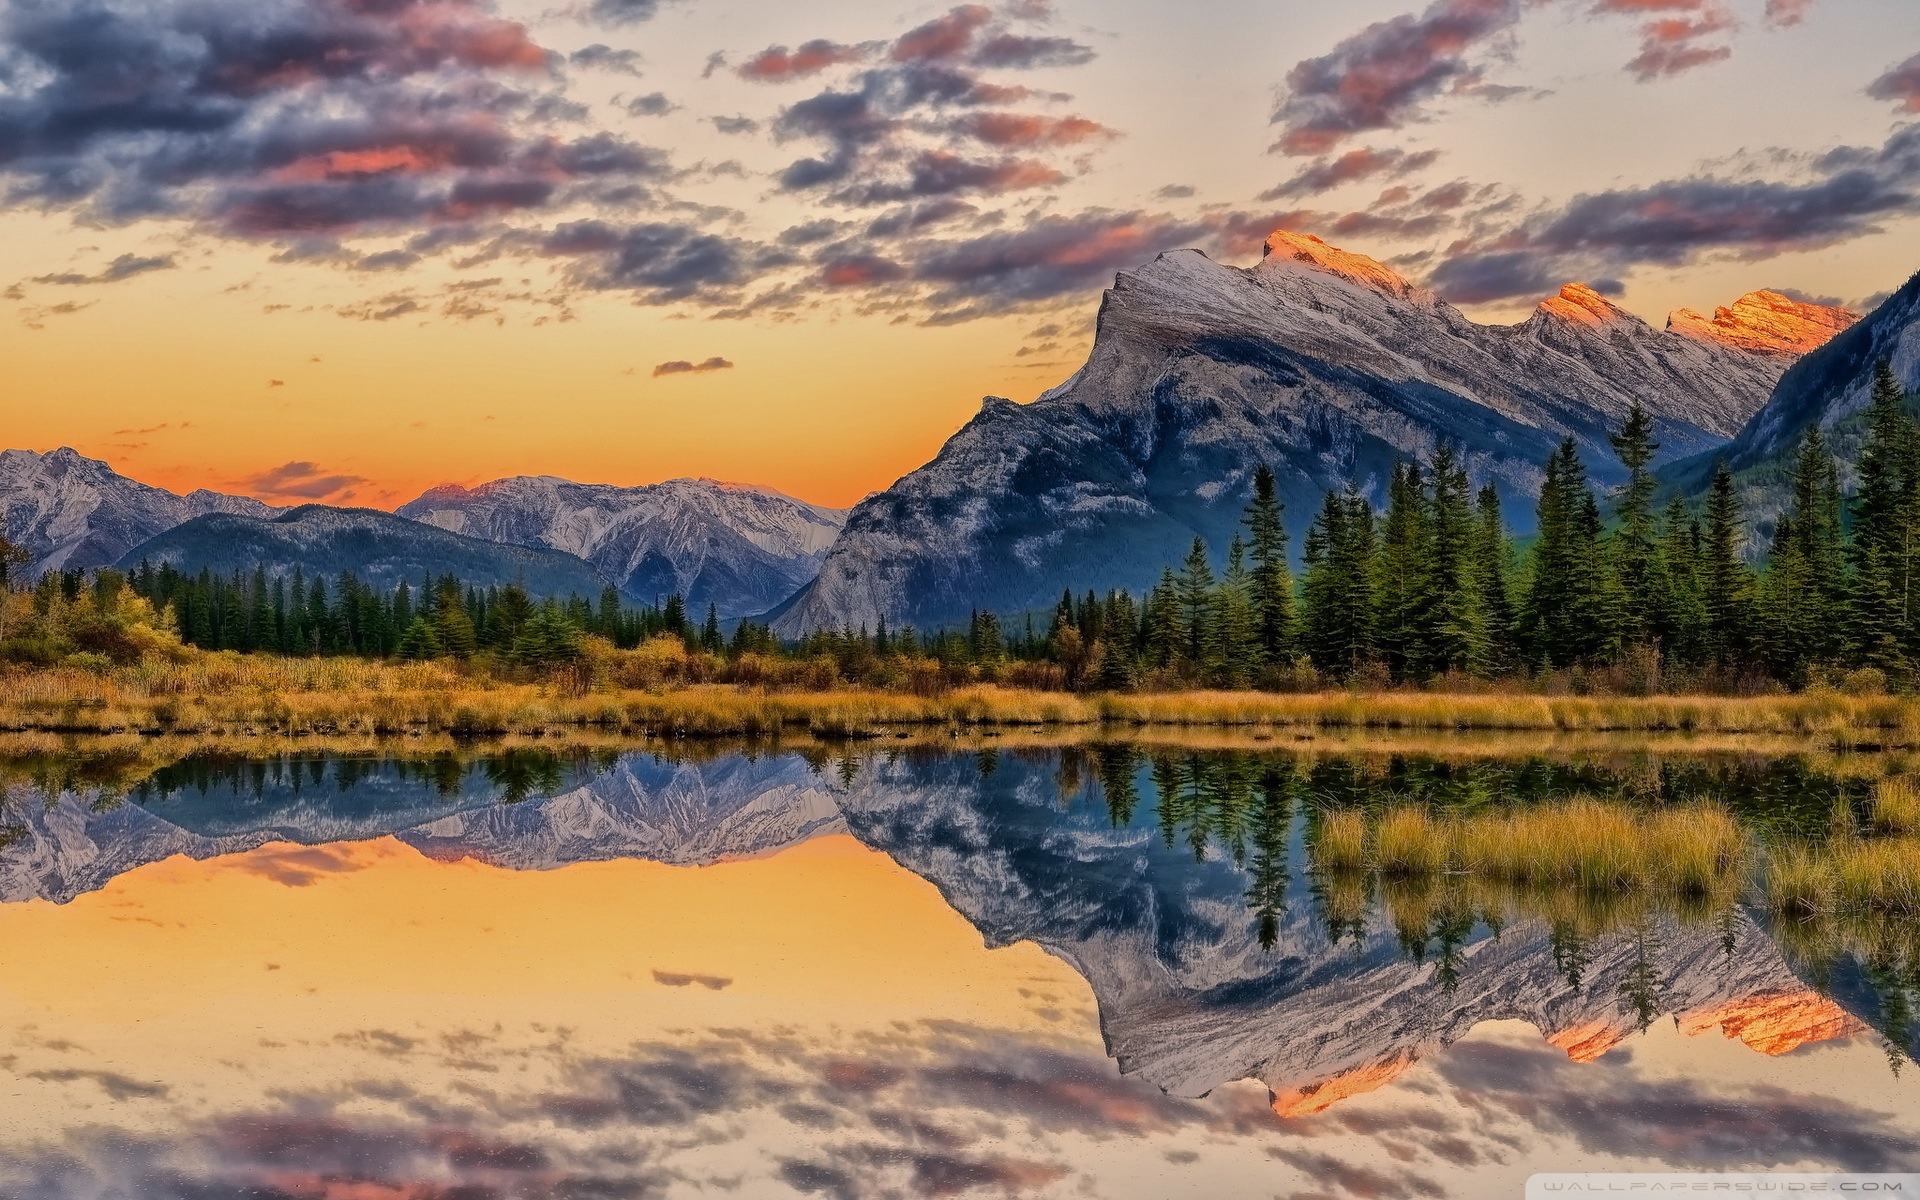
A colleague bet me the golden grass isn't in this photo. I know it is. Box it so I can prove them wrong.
[5,653,1920,743]
[1311,797,1749,894]
[1872,775,1920,834]
[1769,836,1920,919]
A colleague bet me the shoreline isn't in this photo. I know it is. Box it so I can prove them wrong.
[4,658,1920,743]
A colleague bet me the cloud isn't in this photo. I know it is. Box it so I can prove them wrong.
[1271,0,1522,155]
[1597,0,1738,81]
[652,968,733,987]
[31,254,175,286]
[652,356,733,376]
[570,43,644,74]
[738,40,872,82]
[712,115,761,135]
[0,0,767,315]
[585,0,664,27]
[537,220,767,301]
[624,91,676,116]
[23,1070,168,1101]
[1426,123,1920,303]
[955,113,1113,147]
[1869,52,1920,113]
[1765,0,1814,24]
[892,5,996,63]
[1263,147,1442,199]
[238,460,369,500]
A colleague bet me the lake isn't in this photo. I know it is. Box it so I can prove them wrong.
[0,737,1914,1197]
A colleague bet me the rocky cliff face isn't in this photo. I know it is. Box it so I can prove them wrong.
[1660,270,1920,528]
[398,476,847,619]
[771,232,1848,634]
[0,447,274,577]
[1667,289,1861,358]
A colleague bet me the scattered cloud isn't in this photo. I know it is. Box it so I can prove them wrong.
[1427,124,1920,303]
[570,43,644,74]
[584,0,664,27]
[1596,0,1738,81]
[652,969,733,988]
[238,461,369,501]
[1764,0,1814,25]
[1263,147,1442,199]
[738,40,873,82]
[1868,52,1920,113]
[652,356,734,376]
[31,254,175,286]
[625,91,676,116]
[1271,0,1522,156]
[764,4,1103,209]
[712,115,761,135]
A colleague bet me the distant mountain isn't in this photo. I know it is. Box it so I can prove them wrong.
[771,231,1852,634]
[1661,271,1920,532]
[116,505,613,599]
[398,476,847,620]
[0,446,274,577]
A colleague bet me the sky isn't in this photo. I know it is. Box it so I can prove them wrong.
[4,0,1920,509]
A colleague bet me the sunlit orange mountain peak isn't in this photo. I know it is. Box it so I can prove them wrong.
[1260,229,1420,296]
[1545,1019,1636,1063]
[1667,290,1861,357]
[1678,991,1866,1056]
[1535,282,1636,328]
[1268,1051,1421,1118]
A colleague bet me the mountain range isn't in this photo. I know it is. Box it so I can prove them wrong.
[0,446,277,576]
[397,476,846,618]
[116,505,615,600]
[11,228,1905,634]
[2,449,843,618]
[771,232,1859,634]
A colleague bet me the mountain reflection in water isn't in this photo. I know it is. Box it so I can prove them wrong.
[0,741,1915,1196]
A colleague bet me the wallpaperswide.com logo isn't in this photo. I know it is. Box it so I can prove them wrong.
[1529,1175,1920,1195]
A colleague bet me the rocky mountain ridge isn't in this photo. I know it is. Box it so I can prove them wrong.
[398,475,846,620]
[771,231,1853,634]
[117,505,614,599]
[0,447,274,577]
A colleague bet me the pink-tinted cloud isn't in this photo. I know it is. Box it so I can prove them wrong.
[1765,0,1813,25]
[891,5,994,63]
[1601,1,1738,81]
[1869,52,1920,113]
[1271,0,1521,156]
[737,39,870,82]
[957,113,1114,148]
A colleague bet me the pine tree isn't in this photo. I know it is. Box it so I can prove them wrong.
[1176,537,1215,675]
[1300,485,1377,676]
[1376,461,1432,679]
[1609,401,1661,646]
[1701,461,1753,667]
[1144,568,1182,669]
[701,603,723,653]
[1243,464,1295,663]
[395,616,443,661]
[1214,537,1262,686]
[1849,362,1914,672]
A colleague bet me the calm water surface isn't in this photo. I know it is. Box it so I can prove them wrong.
[0,741,1914,1198]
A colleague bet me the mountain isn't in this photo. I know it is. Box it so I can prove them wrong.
[116,504,614,599]
[0,446,275,577]
[397,476,847,620]
[771,231,1853,634]
[1661,270,1920,525]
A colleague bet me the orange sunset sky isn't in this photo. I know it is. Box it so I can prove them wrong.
[5,0,1920,509]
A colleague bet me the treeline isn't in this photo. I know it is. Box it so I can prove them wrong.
[991,363,1920,692]
[115,564,723,665]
